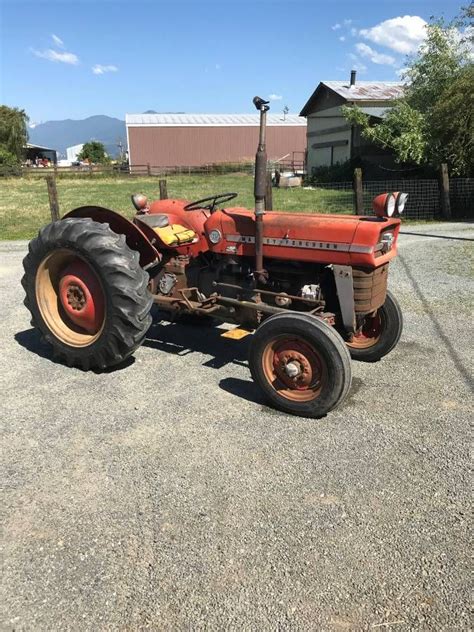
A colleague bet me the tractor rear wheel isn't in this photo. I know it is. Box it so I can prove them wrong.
[22,218,153,370]
[249,313,352,418]
[347,290,403,362]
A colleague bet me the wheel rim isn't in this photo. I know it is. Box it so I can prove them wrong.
[35,249,105,347]
[261,335,326,402]
[348,311,383,349]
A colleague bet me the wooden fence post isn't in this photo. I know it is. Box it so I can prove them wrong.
[265,171,273,210]
[353,167,363,215]
[147,163,151,176]
[159,179,168,200]
[439,163,451,220]
[46,176,60,222]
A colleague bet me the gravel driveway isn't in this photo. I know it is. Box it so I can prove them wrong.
[1,222,473,630]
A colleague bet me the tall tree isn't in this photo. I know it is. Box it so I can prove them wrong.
[343,9,474,175]
[0,105,29,163]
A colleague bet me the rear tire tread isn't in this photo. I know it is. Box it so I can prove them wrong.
[22,218,153,370]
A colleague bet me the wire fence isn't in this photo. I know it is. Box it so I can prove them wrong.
[309,178,473,219]
[450,178,474,219]
[363,179,441,220]
[2,161,473,220]
[0,169,472,241]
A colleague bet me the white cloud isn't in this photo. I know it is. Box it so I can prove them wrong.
[348,54,368,73]
[355,42,396,65]
[352,62,368,73]
[51,34,64,47]
[360,15,427,54]
[343,19,353,26]
[350,27,357,37]
[268,93,283,101]
[332,23,341,31]
[339,36,346,42]
[215,63,222,70]
[32,48,79,65]
[92,64,118,75]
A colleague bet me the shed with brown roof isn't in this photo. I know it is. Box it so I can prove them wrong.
[300,71,404,173]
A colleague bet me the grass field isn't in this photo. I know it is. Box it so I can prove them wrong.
[0,174,354,240]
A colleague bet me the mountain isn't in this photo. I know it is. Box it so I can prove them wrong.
[28,115,126,158]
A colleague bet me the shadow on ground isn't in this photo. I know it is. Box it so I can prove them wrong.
[14,328,135,373]
[143,313,251,370]
[15,309,250,376]
[219,376,264,405]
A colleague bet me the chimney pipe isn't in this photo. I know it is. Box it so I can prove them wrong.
[350,70,357,87]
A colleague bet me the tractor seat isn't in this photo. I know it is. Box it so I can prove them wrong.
[137,213,197,247]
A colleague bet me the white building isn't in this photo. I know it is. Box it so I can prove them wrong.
[66,144,84,162]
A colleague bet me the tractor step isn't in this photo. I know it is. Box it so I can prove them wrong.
[220,327,253,340]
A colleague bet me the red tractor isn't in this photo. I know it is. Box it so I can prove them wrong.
[22,97,405,418]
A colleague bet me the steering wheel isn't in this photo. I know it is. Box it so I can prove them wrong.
[184,192,237,213]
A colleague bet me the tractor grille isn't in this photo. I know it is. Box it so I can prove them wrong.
[352,264,389,313]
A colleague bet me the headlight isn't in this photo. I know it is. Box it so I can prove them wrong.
[393,191,408,214]
[386,195,396,217]
[372,193,396,218]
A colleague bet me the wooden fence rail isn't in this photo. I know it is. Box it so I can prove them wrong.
[1,162,257,178]
[1,160,306,179]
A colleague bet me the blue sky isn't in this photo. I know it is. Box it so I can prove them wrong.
[0,0,462,123]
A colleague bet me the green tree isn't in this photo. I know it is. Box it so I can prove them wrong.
[78,141,109,164]
[0,105,29,163]
[0,146,20,168]
[342,10,474,175]
[430,64,474,176]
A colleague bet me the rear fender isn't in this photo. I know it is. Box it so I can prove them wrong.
[64,206,160,269]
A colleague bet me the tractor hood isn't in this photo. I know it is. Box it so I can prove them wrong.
[205,207,401,268]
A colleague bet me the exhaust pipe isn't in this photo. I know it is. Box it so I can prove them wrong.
[253,96,270,283]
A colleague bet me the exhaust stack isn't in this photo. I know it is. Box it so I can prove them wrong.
[253,96,270,282]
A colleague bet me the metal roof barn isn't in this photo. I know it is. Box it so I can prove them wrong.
[25,143,57,164]
[126,113,306,169]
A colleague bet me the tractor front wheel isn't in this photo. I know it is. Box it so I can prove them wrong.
[347,290,403,362]
[22,218,153,370]
[249,313,352,418]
